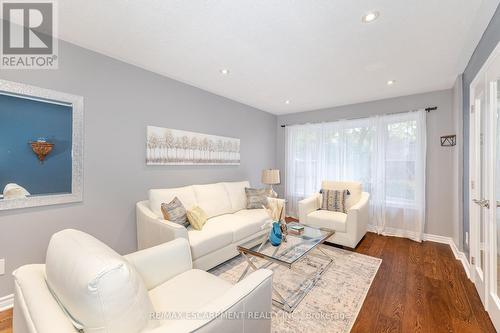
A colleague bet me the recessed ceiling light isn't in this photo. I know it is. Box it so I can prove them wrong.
[387,80,395,86]
[362,11,379,23]
[285,100,291,104]
[220,69,230,75]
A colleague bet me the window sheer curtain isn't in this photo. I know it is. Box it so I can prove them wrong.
[285,110,427,242]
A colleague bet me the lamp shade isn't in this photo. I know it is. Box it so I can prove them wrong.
[262,169,280,185]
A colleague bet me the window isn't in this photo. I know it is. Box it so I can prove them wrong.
[385,120,418,206]
[285,110,426,241]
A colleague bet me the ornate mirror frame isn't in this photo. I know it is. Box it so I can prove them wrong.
[0,79,84,211]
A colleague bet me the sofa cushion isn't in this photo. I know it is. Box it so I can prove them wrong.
[45,229,157,333]
[234,209,270,226]
[187,224,233,259]
[321,181,362,210]
[222,181,250,212]
[209,213,269,242]
[193,183,232,218]
[149,186,197,217]
[149,269,231,314]
[306,210,347,233]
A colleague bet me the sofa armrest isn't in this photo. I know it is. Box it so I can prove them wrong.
[205,268,273,313]
[349,191,370,212]
[148,269,273,333]
[136,201,188,250]
[298,194,320,223]
[345,192,370,246]
[125,238,192,290]
[13,264,79,333]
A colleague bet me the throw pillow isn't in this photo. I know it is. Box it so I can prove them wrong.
[160,197,189,227]
[321,189,347,213]
[187,206,208,230]
[245,187,268,209]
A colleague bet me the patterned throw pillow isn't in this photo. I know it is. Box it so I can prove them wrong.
[160,197,189,227]
[245,187,268,209]
[187,206,208,230]
[321,189,347,213]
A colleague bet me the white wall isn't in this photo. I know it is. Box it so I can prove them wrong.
[276,90,456,237]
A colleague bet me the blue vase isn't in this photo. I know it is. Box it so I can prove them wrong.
[269,221,282,246]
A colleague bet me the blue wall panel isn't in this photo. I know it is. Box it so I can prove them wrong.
[0,94,72,195]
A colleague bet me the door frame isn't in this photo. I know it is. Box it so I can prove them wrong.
[469,41,500,330]
[469,72,488,305]
[486,42,500,329]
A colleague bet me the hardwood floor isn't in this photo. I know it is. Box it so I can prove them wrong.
[0,233,494,333]
[0,308,12,333]
[350,232,495,333]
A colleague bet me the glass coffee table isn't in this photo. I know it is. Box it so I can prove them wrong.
[237,222,335,312]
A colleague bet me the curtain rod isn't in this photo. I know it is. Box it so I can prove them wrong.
[280,106,438,128]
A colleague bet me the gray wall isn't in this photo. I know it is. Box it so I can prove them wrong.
[451,76,464,251]
[462,4,500,257]
[0,40,277,297]
[276,90,455,238]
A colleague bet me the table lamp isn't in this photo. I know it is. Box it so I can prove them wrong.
[261,169,280,198]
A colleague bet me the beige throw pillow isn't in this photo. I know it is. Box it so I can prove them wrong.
[187,206,208,230]
[245,187,268,209]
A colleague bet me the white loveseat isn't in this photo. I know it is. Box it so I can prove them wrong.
[298,181,370,248]
[137,181,279,270]
[13,229,273,333]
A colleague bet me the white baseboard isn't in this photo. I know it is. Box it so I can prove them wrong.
[0,293,13,312]
[449,238,471,278]
[367,225,471,279]
[425,233,470,278]
[422,233,451,244]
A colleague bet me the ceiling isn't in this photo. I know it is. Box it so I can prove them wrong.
[59,1,500,115]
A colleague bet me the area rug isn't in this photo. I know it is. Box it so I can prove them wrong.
[210,246,381,333]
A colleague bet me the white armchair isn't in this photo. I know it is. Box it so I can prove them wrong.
[298,181,370,248]
[13,229,273,333]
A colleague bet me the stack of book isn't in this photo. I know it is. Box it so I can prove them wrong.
[288,224,305,235]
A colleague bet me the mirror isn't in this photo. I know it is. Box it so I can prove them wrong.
[0,79,83,210]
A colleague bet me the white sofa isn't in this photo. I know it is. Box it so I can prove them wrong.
[13,229,273,333]
[137,181,280,270]
[298,181,369,248]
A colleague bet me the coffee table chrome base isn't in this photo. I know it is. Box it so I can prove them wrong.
[239,245,334,313]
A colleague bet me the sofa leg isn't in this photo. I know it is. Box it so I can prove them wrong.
[323,241,342,249]
[322,242,356,251]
